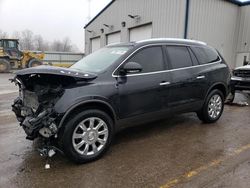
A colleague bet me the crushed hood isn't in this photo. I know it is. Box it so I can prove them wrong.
[15,65,97,81]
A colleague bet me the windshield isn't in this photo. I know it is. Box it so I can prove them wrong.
[70,46,131,73]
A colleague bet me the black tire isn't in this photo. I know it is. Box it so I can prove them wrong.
[0,59,11,73]
[28,59,42,67]
[61,109,114,163]
[197,89,225,123]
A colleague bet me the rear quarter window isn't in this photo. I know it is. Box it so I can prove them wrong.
[191,46,220,65]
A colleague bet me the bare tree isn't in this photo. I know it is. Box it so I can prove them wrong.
[62,37,72,52]
[33,35,49,51]
[51,40,63,51]
[1,29,80,52]
[12,31,21,39]
[20,30,34,50]
[12,31,23,49]
[50,38,74,52]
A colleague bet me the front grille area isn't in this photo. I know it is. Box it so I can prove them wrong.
[234,70,250,78]
[23,90,39,111]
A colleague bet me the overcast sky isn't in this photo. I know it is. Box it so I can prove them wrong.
[0,0,111,52]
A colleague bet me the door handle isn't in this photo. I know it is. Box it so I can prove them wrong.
[196,75,205,79]
[159,81,171,86]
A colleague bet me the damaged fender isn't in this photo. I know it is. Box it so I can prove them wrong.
[11,66,97,140]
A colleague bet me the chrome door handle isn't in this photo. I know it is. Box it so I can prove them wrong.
[196,75,205,79]
[159,82,170,86]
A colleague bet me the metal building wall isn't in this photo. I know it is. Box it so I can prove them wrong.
[84,0,248,68]
[85,0,186,54]
[188,0,239,68]
[237,5,250,53]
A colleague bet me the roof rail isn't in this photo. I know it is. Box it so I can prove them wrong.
[136,38,207,45]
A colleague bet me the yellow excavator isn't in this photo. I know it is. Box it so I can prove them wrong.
[0,38,45,73]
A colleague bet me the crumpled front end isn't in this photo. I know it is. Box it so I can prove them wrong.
[11,66,97,142]
[12,75,64,140]
[11,66,97,163]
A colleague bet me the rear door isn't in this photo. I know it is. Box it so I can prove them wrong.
[190,46,222,98]
[116,45,170,119]
[164,45,205,110]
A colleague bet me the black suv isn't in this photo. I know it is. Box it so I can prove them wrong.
[12,38,230,163]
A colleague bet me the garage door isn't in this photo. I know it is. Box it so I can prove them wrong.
[107,32,121,45]
[91,37,101,53]
[129,24,152,42]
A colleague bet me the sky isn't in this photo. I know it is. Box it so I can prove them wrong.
[0,0,112,52]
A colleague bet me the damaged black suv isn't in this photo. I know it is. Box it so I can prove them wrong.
[12,39,230,163]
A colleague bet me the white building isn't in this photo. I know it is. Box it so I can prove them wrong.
[84,0,250,68]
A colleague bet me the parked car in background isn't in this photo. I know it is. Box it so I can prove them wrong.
[12,38,230,163]
[229,64,250,102]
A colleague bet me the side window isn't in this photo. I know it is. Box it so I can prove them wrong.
[166,46,193,69]
[188,47,199,66]
[126,46,164,73]
[191,46,220,64]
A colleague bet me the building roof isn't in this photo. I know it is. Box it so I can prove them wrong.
[84,0,250,29]
[84,0,115,29]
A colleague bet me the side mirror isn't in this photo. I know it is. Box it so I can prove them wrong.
[121,62,142,75]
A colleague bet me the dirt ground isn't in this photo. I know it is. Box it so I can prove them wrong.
[1,73,250,188]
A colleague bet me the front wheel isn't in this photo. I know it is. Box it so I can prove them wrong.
[61,109,114,163]
[197,89,224,123]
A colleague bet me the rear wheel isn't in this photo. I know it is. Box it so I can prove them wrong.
[0,59,11,73]
[28,59,42,67]
[197,89,224,123]
[61,109,114,163]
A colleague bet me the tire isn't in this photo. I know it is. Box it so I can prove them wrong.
[197,89,224,123]
[28,59,42,67]
[61,109,114,163]
[0,59,11,73]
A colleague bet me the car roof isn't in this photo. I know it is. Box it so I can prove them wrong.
[107,38,207,48]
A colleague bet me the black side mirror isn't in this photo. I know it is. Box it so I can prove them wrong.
[121,62,142,75]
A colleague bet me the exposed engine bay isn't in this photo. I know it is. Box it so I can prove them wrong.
[12,74,67,140]
[11,66,97,165]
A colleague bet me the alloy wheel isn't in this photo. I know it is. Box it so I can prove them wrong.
[208,94,222,119]
[72,117,109,156]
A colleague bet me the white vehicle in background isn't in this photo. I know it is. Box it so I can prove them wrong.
[229,64,250,103]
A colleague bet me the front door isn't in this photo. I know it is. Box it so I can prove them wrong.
[116,46,169,119]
